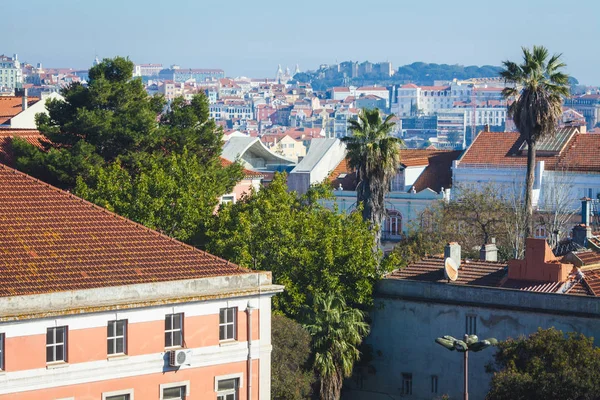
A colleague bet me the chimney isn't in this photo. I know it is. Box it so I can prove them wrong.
[582,197,591,226]
[480,238,498,262]
[444,242,461,268]
[508,238,573,282]
[22,88,28,111]
[484,123,490,132]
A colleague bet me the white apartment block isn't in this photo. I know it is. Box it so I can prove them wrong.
[0,54,23,90]
[209,103,253,121]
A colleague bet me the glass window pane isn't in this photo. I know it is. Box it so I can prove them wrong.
[219,325,225,340]
[116,338,124,353]
[227,325,234,339]
[46,346,54,362]
[173,314,181,330]
[56,345,64,361]
[165,332,172,347]
[226,394,234,400]
[220,308,225,324]
[108,321,114,337]
[173,331,182,347]
[163,386,183,399]
[227,308,234,322]
[116,320,125,336]
[218,379,236,391]
[56,327,64,343]
[107,338,113,355]
[165,315,172,330]
[46,329,53,344]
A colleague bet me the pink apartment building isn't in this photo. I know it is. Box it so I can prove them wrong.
[0,164,283,399]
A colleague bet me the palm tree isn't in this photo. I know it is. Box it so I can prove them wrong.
[500,46,570,238]
[342,108,403,249]
[304,292,370,400]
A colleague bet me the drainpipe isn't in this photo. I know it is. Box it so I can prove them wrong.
[247,301,257,400]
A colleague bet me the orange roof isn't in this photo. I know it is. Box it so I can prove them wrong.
[459,130,600,172]
[0,97,40,124]
[0,128,47,167]
[0,164,248,297]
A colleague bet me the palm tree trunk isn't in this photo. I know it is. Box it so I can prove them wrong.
[525,140,536,238]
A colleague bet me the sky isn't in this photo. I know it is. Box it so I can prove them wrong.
[3,0,600,85]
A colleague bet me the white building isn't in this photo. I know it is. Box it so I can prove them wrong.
[209,102,253,121]
[0,54,23,90]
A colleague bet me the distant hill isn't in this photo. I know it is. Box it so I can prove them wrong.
[395,62,503,85]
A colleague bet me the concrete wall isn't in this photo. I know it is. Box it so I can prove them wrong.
[345,279,600,400]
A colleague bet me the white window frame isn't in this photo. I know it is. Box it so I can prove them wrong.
[401,373,413,395]
[219,307,237,342]
[46,326,67,363]
[220,194,236,205]
[165,313,184,349]
[159,381,190,400]
[107,319,127,356]
[216,378,240,400]
[102,388,134,400]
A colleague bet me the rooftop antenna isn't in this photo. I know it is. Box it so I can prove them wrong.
[444,257,459,282]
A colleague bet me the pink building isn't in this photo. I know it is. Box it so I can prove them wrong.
[0,164,282,399]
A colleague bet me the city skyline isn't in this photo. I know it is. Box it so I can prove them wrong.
[3,0,600,84]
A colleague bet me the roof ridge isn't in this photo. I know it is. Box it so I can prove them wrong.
[0,163,246,270]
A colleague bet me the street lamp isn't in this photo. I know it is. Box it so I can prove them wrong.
[435,334,498,400]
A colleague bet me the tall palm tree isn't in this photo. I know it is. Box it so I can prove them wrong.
[304,292,370,400]
[342,108,402,249]
[500,46,570,238]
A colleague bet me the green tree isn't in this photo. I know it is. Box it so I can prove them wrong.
[342,108,403,250]
[205,173,380,318]
[75,150,242,245]
[272,314,314,400]
[500,46,570,238]
[486,328,600,400]
[304,292,370,400]
[13,56,242,245]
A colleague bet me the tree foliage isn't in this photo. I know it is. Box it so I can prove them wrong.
[12,56,241,244]
[500,46,570,238]
[205,173,380,318]
[271,314,315,400]
[303,292,370,400]
[342,108,403,250]
[486,328,600,400]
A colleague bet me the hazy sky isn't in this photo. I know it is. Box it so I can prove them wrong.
[3,0,599,84]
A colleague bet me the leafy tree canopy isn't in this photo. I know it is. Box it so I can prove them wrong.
[486,328,600,400]
[205,173,381,317]
[13,56,242,244]
[271,314,315,400]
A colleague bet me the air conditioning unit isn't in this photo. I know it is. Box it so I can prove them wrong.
[169,349,191,367]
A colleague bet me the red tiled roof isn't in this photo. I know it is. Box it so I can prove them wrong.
[458,129,600,172]
[0,97,40,124]
[0,165,248,297]
[0,129,47,166]
[387,257,507,287]
[501,279,562,293]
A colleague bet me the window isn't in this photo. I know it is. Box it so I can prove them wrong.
[46,326,67,363]
[107,320,127,355]
[401,373,413,395]
[431,375,438,394]
[219,308,237,341]
[0,333,4,371]
[217,378,239,400]
[221,195,235,205]
[466,315,477,335]
[165,313,183,348]
[163,386,185,400]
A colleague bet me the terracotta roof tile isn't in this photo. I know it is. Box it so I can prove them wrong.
[387,257,507,287]
[0,97,40,124]
[0,165,248,297]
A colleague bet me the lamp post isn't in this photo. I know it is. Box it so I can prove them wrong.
[435,334,498,400]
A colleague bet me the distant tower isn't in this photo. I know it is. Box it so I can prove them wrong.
[93,55,101,66]
[276,64,283,82]
[294,64,300,75]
